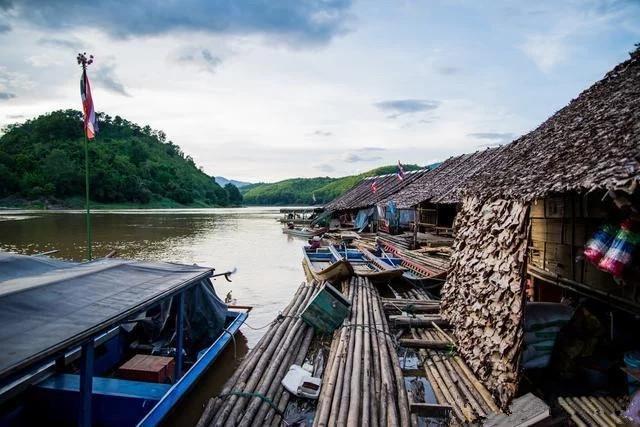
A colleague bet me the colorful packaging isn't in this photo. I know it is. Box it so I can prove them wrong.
[583,224,617,265]
[598,219,640,277]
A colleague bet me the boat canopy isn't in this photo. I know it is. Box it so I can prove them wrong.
[0,251,216,382]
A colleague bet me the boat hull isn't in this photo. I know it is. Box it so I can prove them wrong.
[303,257,353,282]
[302,246,353,282]
[282,227,327,238]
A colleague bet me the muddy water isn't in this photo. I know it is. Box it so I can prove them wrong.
[0,207,308,426]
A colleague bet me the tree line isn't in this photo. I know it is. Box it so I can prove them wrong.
[0,110,242,207]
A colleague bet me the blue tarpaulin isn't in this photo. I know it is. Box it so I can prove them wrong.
[354,208,376,231]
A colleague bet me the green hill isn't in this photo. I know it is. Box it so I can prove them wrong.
[0,110,237,208]
[242,164,423,205]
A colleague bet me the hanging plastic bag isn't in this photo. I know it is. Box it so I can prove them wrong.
[598,219,640,277]
[583,224,617,265]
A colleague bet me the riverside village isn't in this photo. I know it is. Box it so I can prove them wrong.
[0,2,639,427]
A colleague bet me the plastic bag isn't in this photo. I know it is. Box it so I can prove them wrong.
[598,219,640,277]
[583,224,616,265]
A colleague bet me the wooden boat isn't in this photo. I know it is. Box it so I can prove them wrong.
[0,251,248,427]
[374,247,446,289]
[302,245,353,282]
[282,226,327,238]
[347,247,406,282]
[278,207,323,225]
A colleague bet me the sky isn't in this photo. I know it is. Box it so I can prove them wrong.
[0,1,639,183]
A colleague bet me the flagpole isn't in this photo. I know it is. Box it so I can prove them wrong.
[78,53,94,261]
[84,128,92,261]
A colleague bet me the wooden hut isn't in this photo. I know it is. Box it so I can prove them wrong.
[440,47,640,410]
[324,169,430,231]
[385,147,505,237]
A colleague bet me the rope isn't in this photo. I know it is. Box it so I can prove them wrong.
[338,322,398,345]
[218,391,284,417]
[221,328,237,360]
[242,313,300,331]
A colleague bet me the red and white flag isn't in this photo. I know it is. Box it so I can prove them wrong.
[80,69,98,139]
[397,160,406,181]
[371,180,378,193]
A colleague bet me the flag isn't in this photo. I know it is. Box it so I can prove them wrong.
[396,160,406,181]
[80,69,98,139]
[371,180,378,193]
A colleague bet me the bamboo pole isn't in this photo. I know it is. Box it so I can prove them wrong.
[215,283,315,426]
[376,289,410,427]
[199,285,307,427]
[346,278,364,426]
[336,280,357,426]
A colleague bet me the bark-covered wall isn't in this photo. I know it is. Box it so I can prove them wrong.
[441,196,530,408]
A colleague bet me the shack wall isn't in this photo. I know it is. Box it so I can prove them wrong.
[441,196,530,408]
[527,193,640,313]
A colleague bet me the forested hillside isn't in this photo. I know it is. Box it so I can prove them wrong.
[242,164,423,205]
[0,110,239,207]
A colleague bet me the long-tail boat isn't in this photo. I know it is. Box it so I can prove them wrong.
[357,243,446,289]
[302,245,353,282]
[0,251,248,427]
[282,226,328,238]
[347,247,406,282]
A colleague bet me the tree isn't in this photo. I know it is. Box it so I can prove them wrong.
[224,183,243,205]
[0,110,231,207]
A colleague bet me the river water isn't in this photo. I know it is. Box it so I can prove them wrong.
[0,207,308,425]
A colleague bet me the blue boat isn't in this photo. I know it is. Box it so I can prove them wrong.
[302,245,353,282]
[0,251,248,427]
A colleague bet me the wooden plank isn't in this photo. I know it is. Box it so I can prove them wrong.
[409,402,452,418]
[399,339,453,350]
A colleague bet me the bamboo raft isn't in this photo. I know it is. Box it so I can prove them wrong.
[197,282,319,427]
[196,278,501,426]
[557,396,628,427]
[314,277,411,427]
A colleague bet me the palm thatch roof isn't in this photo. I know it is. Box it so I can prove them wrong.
[386,147,506,208]
[466,47,640,200]
[324,168,430,211]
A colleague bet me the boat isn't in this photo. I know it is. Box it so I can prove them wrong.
[277,207,324,225]
[302,245,353,282]
[346,247,406,282]
[368,246,446,289]
[0,251,248,427]
[282,226,328,238]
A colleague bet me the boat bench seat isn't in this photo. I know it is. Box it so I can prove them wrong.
[36,373,171,400]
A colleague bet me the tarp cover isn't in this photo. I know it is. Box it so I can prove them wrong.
[354,208,376,231]
[0,252,76,282]
[0,252,219,381]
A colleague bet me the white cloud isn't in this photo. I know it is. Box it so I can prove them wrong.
[521,34,568,73]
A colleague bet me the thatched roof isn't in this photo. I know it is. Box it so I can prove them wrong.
[324,168,430,211]
[386,147,506,208]
[466,48,640,200]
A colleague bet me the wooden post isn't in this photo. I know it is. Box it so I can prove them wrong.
[78,340,94,427]
[175,292,184,380]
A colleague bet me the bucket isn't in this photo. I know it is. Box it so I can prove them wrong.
[624,351,640,396]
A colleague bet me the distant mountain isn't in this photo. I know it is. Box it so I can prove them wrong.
[241,164,428,206]
[214,176,253,188]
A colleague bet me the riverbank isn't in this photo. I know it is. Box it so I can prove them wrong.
[0,196,241,210]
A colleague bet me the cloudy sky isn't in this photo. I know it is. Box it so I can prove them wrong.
[0,1,639,182]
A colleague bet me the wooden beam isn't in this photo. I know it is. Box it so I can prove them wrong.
[399,338,453,350]
[410,402,452,418]
[387,315,450,328]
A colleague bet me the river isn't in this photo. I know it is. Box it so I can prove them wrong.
[0,207,308,426]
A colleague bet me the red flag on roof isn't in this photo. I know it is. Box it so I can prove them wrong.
[397,160,406,181]
[371,180,378,193]
[80,68,98,139]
